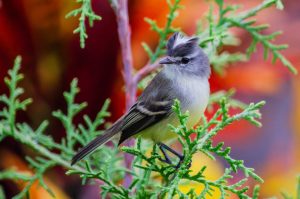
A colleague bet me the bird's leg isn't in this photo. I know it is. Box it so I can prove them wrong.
[158,143,172,165]
[159,143,184,160]
[158,143,186,168]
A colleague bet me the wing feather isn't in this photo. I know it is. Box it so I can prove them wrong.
[118,100,172,145]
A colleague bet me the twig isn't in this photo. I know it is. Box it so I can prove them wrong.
[111,0,135,188]
[111,0,134,110]
[133,60,161,83]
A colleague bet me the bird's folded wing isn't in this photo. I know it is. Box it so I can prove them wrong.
[118,100,173,145]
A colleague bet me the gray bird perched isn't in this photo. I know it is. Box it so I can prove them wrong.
[71,32,211,166]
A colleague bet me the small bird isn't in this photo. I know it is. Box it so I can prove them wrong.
[71,32,211,166]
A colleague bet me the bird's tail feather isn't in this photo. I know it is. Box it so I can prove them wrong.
[71,117,123,165]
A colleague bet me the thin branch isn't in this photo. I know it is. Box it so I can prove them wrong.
[134,60,161,83]
[110,0,136,188]
[112,0,135,110]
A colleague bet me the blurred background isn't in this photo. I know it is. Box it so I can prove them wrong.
[0,0,299,198]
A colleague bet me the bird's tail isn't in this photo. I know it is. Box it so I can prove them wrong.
[71,117,123,165]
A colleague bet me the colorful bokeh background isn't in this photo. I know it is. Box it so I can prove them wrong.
[0,0,299,198]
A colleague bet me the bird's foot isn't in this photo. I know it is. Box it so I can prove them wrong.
[158,157,172,165]
[157,142,191,170]
[174,156,192,170]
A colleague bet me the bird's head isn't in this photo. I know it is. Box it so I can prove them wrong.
[159,32,210,78]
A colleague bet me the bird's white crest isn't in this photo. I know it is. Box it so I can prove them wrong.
[173,34,190,48]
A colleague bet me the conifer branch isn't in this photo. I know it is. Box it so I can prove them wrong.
[66,0,101,48]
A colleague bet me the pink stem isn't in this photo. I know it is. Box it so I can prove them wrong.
[112,0,135,188]
[113,0,135,109]
[111,0,162,189]
[133,61,161,83]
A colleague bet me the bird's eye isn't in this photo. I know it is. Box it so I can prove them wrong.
[181,57,190,64]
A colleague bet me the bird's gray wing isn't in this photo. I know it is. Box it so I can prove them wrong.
[118,100,173,145]
[118,73,176,145]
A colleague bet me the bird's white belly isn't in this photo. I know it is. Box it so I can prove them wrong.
[139,77,210,143]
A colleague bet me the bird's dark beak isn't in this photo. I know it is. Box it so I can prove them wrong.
[159,56,176,65]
